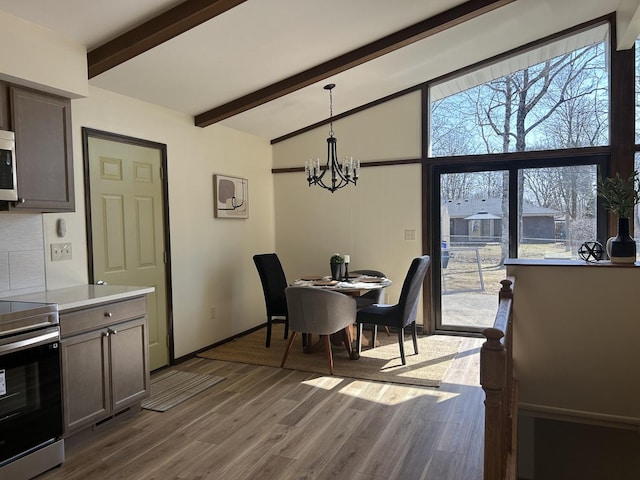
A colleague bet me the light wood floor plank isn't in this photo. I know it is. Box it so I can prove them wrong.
[39,336,485,480]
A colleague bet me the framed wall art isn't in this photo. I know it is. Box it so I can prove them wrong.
[213,174,249,218]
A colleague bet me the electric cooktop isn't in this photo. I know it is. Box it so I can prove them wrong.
[0,300,59,336]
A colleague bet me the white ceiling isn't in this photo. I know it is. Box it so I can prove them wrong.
[0,0,629,140]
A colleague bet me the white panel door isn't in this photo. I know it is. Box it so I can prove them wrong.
[88,135,169,370]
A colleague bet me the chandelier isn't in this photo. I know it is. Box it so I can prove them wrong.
[304,84,360,193]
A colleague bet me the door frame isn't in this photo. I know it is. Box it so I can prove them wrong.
[81,127,174,363]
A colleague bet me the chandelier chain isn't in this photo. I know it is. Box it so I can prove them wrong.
[328,87,334,137]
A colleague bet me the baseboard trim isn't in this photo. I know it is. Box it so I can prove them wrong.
[519,403,640,430]
[173,322,268,364]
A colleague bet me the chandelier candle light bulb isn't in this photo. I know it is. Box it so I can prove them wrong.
[343,255,350,281]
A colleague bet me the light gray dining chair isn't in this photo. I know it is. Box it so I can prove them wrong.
[281,286,356,375]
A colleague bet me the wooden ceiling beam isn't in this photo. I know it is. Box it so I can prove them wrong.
[195,0,514,128]
[88,0,247,78]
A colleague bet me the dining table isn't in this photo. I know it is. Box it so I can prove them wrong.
[291,273,392,352]
[292,274,392,295]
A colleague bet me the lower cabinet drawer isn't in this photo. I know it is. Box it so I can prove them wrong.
[60,297,147,337]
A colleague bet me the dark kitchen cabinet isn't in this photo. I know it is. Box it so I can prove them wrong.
[0,85,74,212]
[60,297,149,436]
[0,81,9,131]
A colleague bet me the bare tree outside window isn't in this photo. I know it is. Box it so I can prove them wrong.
[432,41,607,262]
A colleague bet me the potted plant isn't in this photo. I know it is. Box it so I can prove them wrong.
[597,170,639,263]
[329,253,344,280]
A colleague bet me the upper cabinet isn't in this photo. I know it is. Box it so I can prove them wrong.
[0,83,74,212]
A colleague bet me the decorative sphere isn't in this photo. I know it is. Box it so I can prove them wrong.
[578,241,604,263]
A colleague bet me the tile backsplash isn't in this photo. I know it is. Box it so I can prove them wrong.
[0,214,46,296]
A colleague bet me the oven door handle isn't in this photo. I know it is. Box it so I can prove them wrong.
[0,328,60,354]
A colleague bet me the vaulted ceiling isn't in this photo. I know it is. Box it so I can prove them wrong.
[0,0,636,140]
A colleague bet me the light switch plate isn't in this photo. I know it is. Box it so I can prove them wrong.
[51,242,72,261]
[404,229,416,241]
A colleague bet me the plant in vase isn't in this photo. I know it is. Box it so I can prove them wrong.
[597,170,640,263]
[329,253,344,280]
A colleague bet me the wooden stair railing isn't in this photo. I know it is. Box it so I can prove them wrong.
[481,277,518,480]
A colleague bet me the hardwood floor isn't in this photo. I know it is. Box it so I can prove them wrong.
[38,336,485,480]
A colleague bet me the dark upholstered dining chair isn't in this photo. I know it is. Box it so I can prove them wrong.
[253,253,289,347]
[350,269,387,309]
[351,269,390,337]
[355,255,431,365]
[281,286,356,375]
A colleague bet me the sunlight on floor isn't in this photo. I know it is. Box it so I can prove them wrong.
[300,376,459,406]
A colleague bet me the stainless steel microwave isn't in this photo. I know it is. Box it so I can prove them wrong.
[0,130,17,201]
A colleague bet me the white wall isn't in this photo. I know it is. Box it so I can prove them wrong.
[0,10,87,98]
[506,260,640,426]
[54,86,275,358]
[272,91,425,311]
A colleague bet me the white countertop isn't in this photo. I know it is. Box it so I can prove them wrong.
[2,285,155,311]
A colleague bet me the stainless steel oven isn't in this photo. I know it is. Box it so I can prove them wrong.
[0,301,64,480]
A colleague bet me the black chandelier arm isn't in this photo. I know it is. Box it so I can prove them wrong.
[307,136,358,193]
[304,83,359,193]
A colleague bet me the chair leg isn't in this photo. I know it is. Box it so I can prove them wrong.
[280,331,298,368]
[266,317,273,348]
[384,326,391,336]
[322,335,334,375]
[397,327,406,365]
[341,327,353,358]
[370,325,378,350]
[411,321,419,354]
[356,323,363,357]
[284,317,289,339]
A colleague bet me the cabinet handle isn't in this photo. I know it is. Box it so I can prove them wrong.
[104,312,112,318]
[103,331,110,337]
[108,328,118,335]
[17,198,25,204]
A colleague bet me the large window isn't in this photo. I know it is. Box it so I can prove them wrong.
[439,170,508,330]
[428,23,610,332]
[519,165,598,258]
[436,161,601,331]
[430,24,609,157]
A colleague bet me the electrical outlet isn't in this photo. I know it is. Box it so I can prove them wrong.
[209,307,216,319]
[51,242,72,261]
[404,229,416,241]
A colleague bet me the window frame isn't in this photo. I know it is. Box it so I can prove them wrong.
[429,152,609,334]
[419,14,636,334]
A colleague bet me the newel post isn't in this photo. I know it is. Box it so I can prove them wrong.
[499,278,513,302]
[481,327,506,480]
